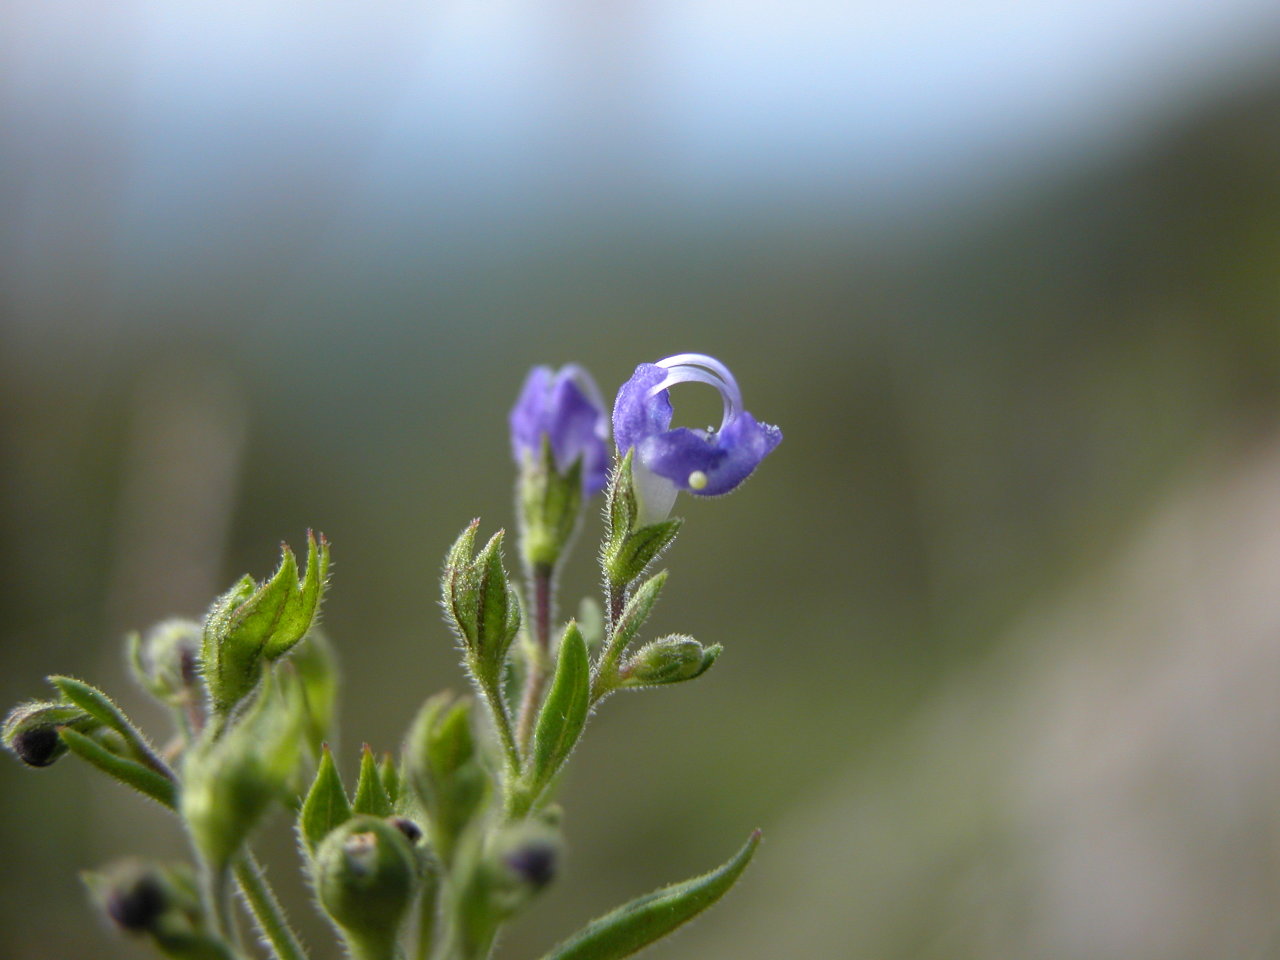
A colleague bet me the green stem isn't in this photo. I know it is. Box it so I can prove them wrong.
[414,870,441,960]
[514,564,554,754]
[234,851,311,960]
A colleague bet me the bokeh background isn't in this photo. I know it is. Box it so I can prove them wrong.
[6,1,1280,957]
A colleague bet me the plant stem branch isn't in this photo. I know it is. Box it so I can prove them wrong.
[234,851,311,960]
[514,564,554,754]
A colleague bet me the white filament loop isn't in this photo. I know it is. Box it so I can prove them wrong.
[647,354,743,432]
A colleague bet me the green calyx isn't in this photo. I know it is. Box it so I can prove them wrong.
[200,531,330,715]
[601,452,682,589]
[404,693,490,867]
[315,815,419,960]
[518,438,585,570]
[442,522,522,685]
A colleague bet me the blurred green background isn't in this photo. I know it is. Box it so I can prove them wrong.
[6,2,1280,958]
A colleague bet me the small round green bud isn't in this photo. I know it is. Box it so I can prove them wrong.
[316,816,418,955]
[620,635,720,687]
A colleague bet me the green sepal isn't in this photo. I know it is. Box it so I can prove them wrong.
[538,830,761,960]
[442,523,522,687]
[619,637,721,688]
[2,699,100,767]
[201,532,330,714]
[353,744,394,817]
[49,676,172,777]
[378,753,400,807]
[526,622,590,800]
[404,693,490,867]
[315,815,419,960]
[601,453,683,587]
[518,437,586,569]
[603,518,682,591]
[300,744,352,855]
[59,727,178,809]
[592,571,667,699]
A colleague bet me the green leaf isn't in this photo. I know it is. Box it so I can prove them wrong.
[528,622,590,797]
[49,676,171,777]
[59,728,178,809]
[300,744,352,854]
[603,450,639,553]
[378,753,400,807]
[353,744,394,817]
[605,519,682,588]
[539,830,761,960]
[593,572,668,699]
[264,531,331,659]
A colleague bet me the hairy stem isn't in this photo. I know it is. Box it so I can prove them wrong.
[234,851,311,960]
[514,564,554,754]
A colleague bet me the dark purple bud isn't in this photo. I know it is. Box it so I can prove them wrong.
[13,724,63,767]
[105,873,167,932]
[388,817,422,844]
[504,840,558,890]
[510,365,610,496]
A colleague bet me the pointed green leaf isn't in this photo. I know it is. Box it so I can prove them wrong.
[264,531,331,659]
[59,728,177,809]
[378,753,400,807]
[539,830,761,960]
[300,744,352,853]
[606,519,682,588]
[529,622,590,795]
[353,744,394,817]
[49,676,172,777]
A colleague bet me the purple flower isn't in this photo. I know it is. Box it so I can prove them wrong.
[613,354,782,522]
[510,364,610,496]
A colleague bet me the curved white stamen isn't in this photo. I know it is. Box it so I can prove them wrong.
[646,354,743,431]
[560,363,610,438]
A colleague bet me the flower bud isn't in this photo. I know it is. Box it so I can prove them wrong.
[128,619,202,708]
[200,531,329,714]
[182,677,303,870]
[84,861,233,960]
[404,693,489,866]
[104,870,168,932]
[620,635,721,687]
[315,816,418,957]
[485,821,563,917]
[441,523,521,684]
[510,365,610,569]
[2,700,99,767]
[389,816,423,844]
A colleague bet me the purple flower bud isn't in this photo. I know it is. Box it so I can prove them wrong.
[613,354,782,521]
[510,365,610,496]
